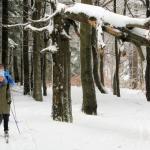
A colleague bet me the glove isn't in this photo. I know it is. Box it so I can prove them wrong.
[7,100,11,105]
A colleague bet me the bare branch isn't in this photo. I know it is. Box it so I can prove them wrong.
[28,10,58,23]
[102,0,113,7]
[3,23,30,28]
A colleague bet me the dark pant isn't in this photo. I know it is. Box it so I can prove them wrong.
[0,114,9,131]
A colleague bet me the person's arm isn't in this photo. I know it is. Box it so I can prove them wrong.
[6,85,11,104]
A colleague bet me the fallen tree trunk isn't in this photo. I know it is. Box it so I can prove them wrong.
[64,12,150,47]
[63,2,150,61]
[64,12,148,60]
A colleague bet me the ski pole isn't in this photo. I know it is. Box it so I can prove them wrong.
[10,107,21,134]
[11,92,17,118]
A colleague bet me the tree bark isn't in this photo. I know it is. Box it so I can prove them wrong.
[23,0,30,95]
[80,0,97,115]
[100,49,104,85]
[113,0,120,97]
[20,47,23,85]
[91,27,106,93]
[129,44,138,89]
[52,8,72,122]
[0,0,2,62]
[32,0,43,101]
[30,53,33,92]
[13,48,19,83]
[113,39,121,97]
[42,53,47,96]
[42,32,49,96]
[145,0,150,101]
[2,0,8,69]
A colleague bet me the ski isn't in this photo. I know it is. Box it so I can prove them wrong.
[0,134,9,143]
[4,132,9,144]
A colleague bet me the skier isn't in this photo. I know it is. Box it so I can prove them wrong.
[0,64,15,141]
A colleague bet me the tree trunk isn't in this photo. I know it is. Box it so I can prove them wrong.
[20,47,23,85]
[129,44,138,89]
[145,0,150,101]
[91,27,106,93]
[13,48,19,83]
[32,0,43,101]
[0,0,2,63]
[52,8,72,122]
[42,32,49,96]
[67,42,72,122]
[113,0,120,97]
[42,53,47,96]
[113,39,121,97]
[2,0,8,69]
[23,0,30,95]
[62,34,72,122]
[80,0,97,115]
[100,49,104,86]
[30,53,33,92]
[95,0,105,87]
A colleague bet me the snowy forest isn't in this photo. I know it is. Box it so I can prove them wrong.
[1,0,150,149]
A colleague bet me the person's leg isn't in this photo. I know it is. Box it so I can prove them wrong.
[3,114,9,132]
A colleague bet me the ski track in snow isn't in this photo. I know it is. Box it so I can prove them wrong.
[1,86,150,150]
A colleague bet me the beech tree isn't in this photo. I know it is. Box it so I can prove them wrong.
[113,0,120,97]
[2,0,8,69]
[0,1,2,60]
[32,0,43,101]
[92,1,106,94]
[145,0,150,101]
[51,1,73,122]
[80,0,97,115]
[23,0,30,95]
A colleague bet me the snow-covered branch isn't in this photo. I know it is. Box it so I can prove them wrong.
[102,0,113,7]
[97,20,105,49]
[61,29,72,39]
[25,23,53,33]
[4,1,150,56]
[28,10,58,23]
[64,3,150,29]
[8,38,18,49]
[41,45,58,53]
[3,23,29,28]
[59,2,150,48]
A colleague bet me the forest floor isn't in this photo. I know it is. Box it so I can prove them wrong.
[1,86,150,150]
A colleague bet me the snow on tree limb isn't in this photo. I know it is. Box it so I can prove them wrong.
[28,9,59,23]
[41,45,58,53]
[28,13,55,23]
[3,23,30,28]
[25,23,53,33]
[60,2,150,50]
[97,20,105,49]
[4,1,150,57]
[5,3,150,37]
[25,2,149,57]
[64,3,150,29]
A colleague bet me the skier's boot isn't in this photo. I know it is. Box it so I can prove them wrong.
[4,130,9,143]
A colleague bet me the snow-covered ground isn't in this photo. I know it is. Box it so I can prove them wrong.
[1,86,150,150]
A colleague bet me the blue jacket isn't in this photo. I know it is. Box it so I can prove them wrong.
[4,70,15,86]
